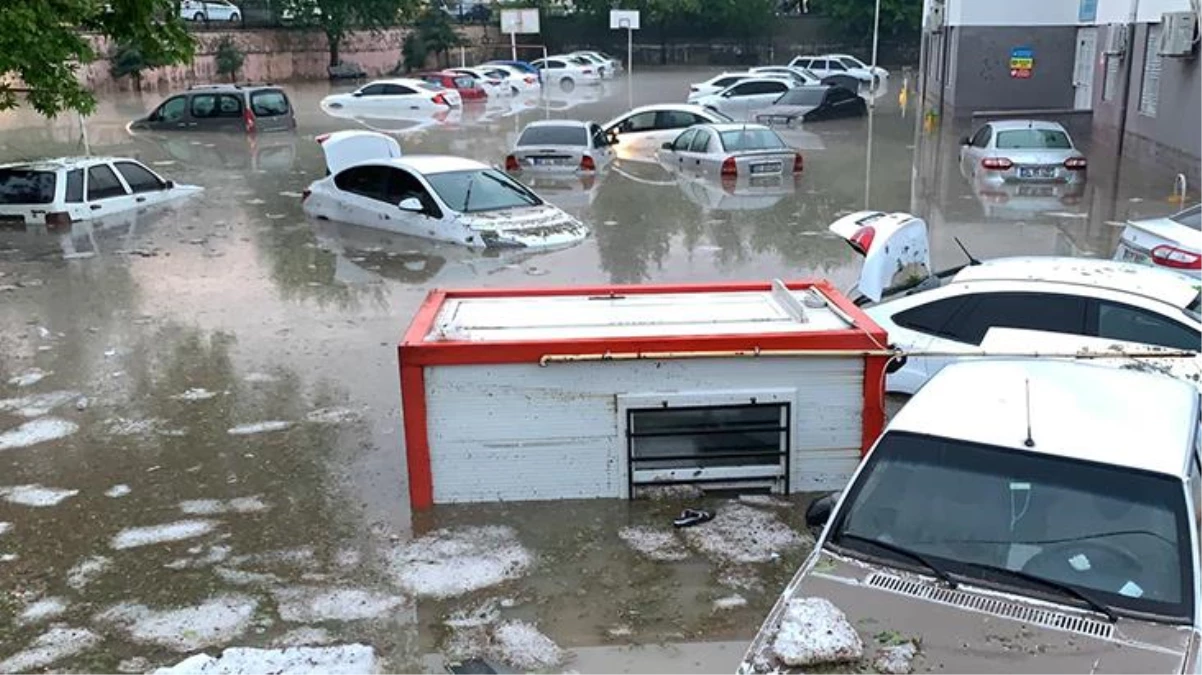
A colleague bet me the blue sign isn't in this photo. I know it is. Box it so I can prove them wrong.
[1079,0,1098,22]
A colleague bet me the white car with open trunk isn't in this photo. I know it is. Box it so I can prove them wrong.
[302,130,588,250]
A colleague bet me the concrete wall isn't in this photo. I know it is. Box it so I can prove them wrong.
[942,25,1078,115]
[422,357,866,504]
[946,0,1080,26]
[80,26,490,93]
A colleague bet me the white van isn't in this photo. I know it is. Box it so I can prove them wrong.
[0,157,200,227]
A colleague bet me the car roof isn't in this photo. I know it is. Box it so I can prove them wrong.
[0,156,130,171]
[986,119,1069,132]
[185,83,278,92]
[366,78,432,88]
[700,123,775,133]
[417,71,459,77]
[623,104,715,115]
[888,359,1199,477]
[951,256,1201,310]
[381,154,488,175]
[523,119,591,128]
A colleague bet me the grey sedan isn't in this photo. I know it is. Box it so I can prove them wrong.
[655,123,802,184]
[959,120,1087,187]
[505,120,616,175]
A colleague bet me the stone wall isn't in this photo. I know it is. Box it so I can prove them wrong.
[81,25,490,93]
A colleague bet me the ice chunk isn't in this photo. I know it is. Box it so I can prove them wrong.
[618,526,689,562]
[0,522,9,536]
[0,484,79,506]
[772,597,863,667]
[713,594,748,611]
[490,620,565,671]
[0,418,78,451]
[272,627,333,648]
[0,390,80,418]
[681,503,803,564]
[172,388,218,401]
[179,496,269,515]
[227,421,292,435]
[0,626,99,673]
[96,594,258,652]
[152,644,378,675]
[67,555,112,590]
[18,597,69,624]
[387,525,531,598]
[111,519,218,550]
[271,586,407,622]
[7,369,50,387]
[303,407,361,424]
[874,642,918,674]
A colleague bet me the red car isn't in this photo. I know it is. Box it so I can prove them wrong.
[416,71,486,101]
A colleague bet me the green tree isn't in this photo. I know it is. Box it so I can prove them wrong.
[274,0,419,67]
[414,8,462,69]
[0,0,193,116]
[110,42,169,90]
[815,0,920,40]
[215,36,245,82]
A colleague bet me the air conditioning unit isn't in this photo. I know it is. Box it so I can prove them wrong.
[1159,11,1198,56]
[1103,23,1128,55]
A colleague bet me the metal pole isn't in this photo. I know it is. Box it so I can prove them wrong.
[864,104,875,208]
[510,31,517,61]
[869,0,881,106]
[627,26,634,109]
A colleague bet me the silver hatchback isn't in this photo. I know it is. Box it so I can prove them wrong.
[959,120,1087,187]
[505,120,616,175]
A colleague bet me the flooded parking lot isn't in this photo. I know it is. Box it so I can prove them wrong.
[0,68,1191,672]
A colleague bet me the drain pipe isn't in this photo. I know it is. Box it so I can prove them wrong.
[1174,173,1188,205]
[1114,0,1141,163]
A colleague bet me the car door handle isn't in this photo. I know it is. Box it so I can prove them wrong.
[90,204,101,211]
[136,197,146,203]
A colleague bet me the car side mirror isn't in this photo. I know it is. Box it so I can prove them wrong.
[721,91,733,98]
[352,92,363,98]
[960,135,971,145]
[805,493,837,533]
[661,141,673,150]
[164,180,175,189]
[398,197,422,212]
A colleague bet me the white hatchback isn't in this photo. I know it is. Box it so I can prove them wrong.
[0,157,201,227]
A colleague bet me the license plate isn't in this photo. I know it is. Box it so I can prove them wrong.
[1117,245,1152,265]
[1018,166,1055,179]
[1017,185,1055,197]
[751,162,781,175]
[532,157,566,166]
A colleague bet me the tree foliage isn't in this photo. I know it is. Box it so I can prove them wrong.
[0,0,193,116]
[814,0,920,40]
[273,0,420,66]
[215,36,245,82]
[399,8,462,71]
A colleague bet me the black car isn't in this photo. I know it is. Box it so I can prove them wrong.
[129,83,296,133]
[754,85,867,127]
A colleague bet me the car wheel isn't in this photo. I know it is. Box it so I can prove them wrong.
[193,12,205,20]
[229,12,240,21]
[560,77,575,92]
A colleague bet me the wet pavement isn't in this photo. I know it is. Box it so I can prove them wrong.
[0,69,1192,673]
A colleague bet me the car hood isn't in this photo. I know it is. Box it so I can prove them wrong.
[740,551,1195,674]
[459,203,589,249]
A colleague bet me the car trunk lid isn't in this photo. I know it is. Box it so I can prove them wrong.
[316,130,402,175]
[828,210,934,302]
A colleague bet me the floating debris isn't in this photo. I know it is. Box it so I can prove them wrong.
[18,597,69,625]
[772,597,863,667]
[67,555,112,590]
[110,519,218,550]
[179,496,269,515]
[0,417,78,451]
[0,522,9,536]
[243,372,278,383]
[0,626,100,674]
[172,388,219,402]
[713,594,748,611]
[681,502,803,564]
[105,484,132,498]
[387,525,532,599]
[737,494,793,509]
[303,407,361,424]
[271,586,407,622]
[152,644,378,675]
[227,421,292,435]
[97,594,258,652]
[618,526,689,562]
[0,390,80,418]
[7,369,51,387]
[0,484,79,507]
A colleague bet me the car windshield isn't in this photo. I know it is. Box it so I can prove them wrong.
[829,431,1192,621]
[777,88,826,106]
[995,129,1073,149]
[425,169,542,213]
[518,125,588,146]
[719,128,787,152]
[0,169,56,204]
[1170,204,1202,230]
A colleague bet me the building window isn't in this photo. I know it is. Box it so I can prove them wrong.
[1102,55,1120,101]
[1139,24,1162,117]
[625,402,790,493]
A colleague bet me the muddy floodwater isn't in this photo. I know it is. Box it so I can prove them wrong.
[0,69,1187,673]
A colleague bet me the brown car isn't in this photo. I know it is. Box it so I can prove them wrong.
[740,359,1202,674]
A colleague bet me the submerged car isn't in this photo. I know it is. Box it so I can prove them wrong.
[602,104,734,162]
[504,120,616,175]
[656,123,802,185]
[829,210,1202,394]
[416,71,486,102]
[691,77,797,121]
[1115,203,1202,278]
[0,157,200,226]
[755,85,867,127]
[739,358,1202,674]
[959,120,1087,187]
[320,79,462,116]
[302,130,588,249]
[129,84,296,133]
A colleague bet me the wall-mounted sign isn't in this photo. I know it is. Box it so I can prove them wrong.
[1078,0,1098,22]
[1009,46,1034,79]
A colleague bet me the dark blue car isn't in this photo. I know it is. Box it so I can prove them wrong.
[484,60,542,83]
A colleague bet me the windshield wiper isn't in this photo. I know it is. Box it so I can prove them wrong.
[463,172,476,212]
[958,560,1118,623]
[837,533,958,589]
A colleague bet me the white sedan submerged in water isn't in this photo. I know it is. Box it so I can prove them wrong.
[302,131,589,249]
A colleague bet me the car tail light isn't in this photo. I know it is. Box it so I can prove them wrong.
[848,226,875,254]
[721,157,737,177]
[301,189,311,203]
[1151,245,1202,270]
[792,152,804,173]
[505,154,520,172]
[1064,156,1087,170]
[579,155,596,172]
[432,93,449,106]
[243,105,256,133]
[981,157,1012,170]
[45,211,72,227]
[524,76,535,84]
[315,133,330,144]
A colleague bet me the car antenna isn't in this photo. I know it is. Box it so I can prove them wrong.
[1023,378,1036,448]
[953,236,981,266]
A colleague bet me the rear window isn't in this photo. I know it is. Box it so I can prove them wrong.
[995,129,1072,149]
[778,88,826,106]
[417,82,443,92]
[0,169,56,204]
[719,128,787,152]
[517,125,588,146]
[453,76,475,89]
[249,90,289,117]
[1170,204,1202,230]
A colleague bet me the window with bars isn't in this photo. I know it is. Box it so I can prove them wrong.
[1139,25,1162,117]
